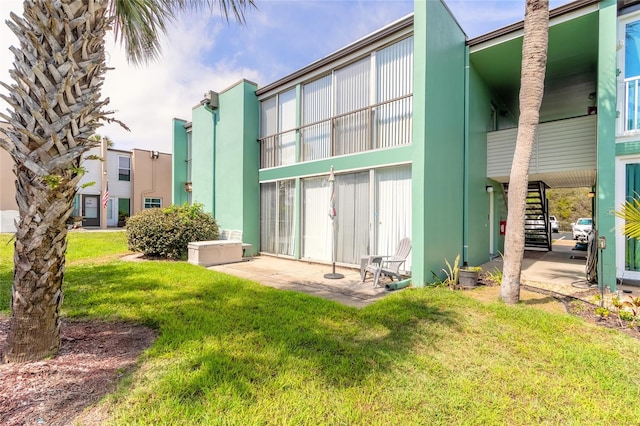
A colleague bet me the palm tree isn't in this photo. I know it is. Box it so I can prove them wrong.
[0,0,254,363]
[500,0,549,305]
[616,198,640,239]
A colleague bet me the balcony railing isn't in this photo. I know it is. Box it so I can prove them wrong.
[624,75,640,133]
[259,94,412,169]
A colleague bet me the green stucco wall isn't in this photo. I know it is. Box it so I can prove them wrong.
[179,81,260,251]
[258,146,412,182]
[191,105,216,211]
[172,118,188,205]
[412,0,466,286]
[597,0,617,291]
[214,81,260,251]
[467,64,496,266]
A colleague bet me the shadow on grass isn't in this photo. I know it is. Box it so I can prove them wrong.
[61,260,461,402]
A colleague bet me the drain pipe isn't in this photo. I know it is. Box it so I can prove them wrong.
[462,45,470,267]
[203,104,217,217]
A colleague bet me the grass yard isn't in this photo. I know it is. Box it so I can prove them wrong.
[1,232,640,425]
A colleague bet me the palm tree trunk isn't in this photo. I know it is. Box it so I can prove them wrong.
[501,0,549,304]
[4,170,79,362]
[0,0,111,362]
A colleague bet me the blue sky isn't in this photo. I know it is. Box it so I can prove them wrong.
[0,0,572,153]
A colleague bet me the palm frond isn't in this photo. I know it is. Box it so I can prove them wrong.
[615,199,640,239]
[109,0,256,65]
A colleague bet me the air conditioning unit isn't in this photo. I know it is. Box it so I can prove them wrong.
[204,90,219,109]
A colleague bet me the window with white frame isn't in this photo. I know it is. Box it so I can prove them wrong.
[260,180,295,255]
[301,75,332,161]
[144,198,162,209]
[620,12,640,133]
[118,155,131,181]
[259,89,296,168]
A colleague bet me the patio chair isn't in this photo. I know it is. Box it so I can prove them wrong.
[361,237,412,288]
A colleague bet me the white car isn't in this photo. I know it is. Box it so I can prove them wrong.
[549,215,559,233]
[572,218,593,241]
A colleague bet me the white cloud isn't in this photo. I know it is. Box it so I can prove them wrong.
[100,16,262,152]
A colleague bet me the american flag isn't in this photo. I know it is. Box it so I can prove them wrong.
[102,181,109,208]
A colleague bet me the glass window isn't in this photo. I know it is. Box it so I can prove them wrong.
[334,57,371,155]
[302,75,332,161]
[626,21,640,79]
[118,155,131,181]
[144,198,162,209]
[72,195,80,217]
[624,19,640,132]
[278,88,296,166]
[260,180,295,256]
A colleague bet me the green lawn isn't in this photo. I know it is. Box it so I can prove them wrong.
[1,232,640,425]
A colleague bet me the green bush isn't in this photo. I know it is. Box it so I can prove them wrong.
[126,203,218,259]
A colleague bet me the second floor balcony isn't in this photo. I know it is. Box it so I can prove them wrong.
[259,95,412,169]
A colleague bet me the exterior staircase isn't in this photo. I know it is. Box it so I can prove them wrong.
[503,181,551,251]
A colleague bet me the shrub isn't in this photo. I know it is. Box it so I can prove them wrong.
[126,203,219,259]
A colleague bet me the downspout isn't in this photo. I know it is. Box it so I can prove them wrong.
[204,105,217,217]
[463,45,470,266]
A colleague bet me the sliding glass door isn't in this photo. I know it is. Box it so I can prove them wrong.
[260,180,295,256]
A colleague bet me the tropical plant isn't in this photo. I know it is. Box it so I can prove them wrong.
[0,0,254,363]
[501,0,549,304]
[615,198,640,239]
[440,254,460,288]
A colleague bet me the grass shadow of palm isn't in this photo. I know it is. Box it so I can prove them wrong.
[61,260,461,402]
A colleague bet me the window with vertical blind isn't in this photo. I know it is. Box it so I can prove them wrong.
[295,165,412,270]
[334,57,371,155]
[334,172,370,264]
[375,165,412,271]
[261,36,414,168]
[278,89,296,166]
[375,36,413,148]
[302,176,332,261]
[301,75,332,161]
[260,180,295,256]
[259,90,297,168]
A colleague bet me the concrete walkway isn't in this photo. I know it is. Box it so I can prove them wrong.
[480,240,596,299]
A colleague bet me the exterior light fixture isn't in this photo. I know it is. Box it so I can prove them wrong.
[486,186,494,193]
[587,191,595,198]
[184,182,192,192]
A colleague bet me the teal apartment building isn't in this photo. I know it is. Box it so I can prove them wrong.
[174,0,638,290]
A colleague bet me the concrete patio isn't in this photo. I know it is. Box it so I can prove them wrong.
[208,239,639,308]
[209,257,392,308]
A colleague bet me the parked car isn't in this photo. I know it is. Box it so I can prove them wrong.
[572,217,593,241]
[549,215,559,233]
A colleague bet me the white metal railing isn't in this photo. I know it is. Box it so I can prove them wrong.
[259,95,412,169]
[625,75,640,132]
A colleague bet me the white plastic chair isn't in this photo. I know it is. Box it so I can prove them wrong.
[361,238,412,288]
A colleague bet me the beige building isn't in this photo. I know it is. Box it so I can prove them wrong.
[0,135,19,232]
[0,126,172,232]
